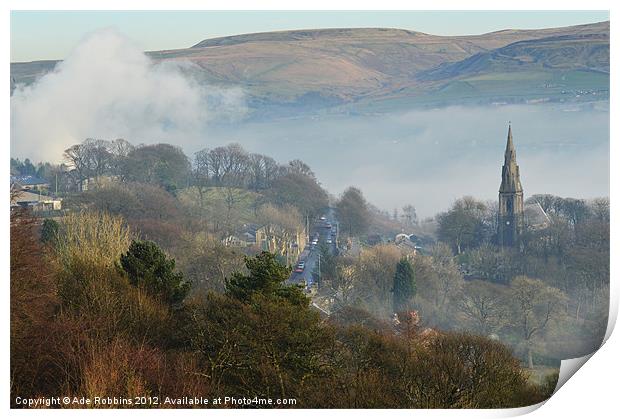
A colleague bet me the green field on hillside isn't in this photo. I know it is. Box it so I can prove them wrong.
[178,186,262,224]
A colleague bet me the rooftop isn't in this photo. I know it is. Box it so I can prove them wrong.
[10,175,49,186]
[11,190,60,205]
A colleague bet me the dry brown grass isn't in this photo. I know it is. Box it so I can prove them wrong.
[78,337,210,408]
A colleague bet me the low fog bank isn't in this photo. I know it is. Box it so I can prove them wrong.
[204,104,609,217]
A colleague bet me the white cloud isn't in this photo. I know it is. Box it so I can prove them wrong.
[11,28,246,162]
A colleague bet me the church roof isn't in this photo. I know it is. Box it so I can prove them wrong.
[524,202,551,228]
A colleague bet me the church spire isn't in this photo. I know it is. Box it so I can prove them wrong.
[504,122,516,164]
[500,123,522,193]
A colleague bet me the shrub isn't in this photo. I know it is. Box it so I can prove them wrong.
[41,218,59,245]
[54,211,132,271]
[120,240,190,306]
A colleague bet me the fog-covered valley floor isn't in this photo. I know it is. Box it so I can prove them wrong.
[200,103,609,217]
[11,29,609,217]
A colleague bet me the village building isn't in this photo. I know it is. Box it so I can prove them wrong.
[255,224,307,265]
[221,223,260,248]
[222,222,307,266]
[394,233,420,257]
[10,175,50,191]
[11,189,62,212]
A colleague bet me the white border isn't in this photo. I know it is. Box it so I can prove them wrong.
[3,1,616,418]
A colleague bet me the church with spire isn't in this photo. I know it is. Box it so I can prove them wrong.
[498,124,524,247]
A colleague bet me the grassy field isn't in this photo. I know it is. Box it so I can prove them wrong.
[351,68,608,114]
[178,186,263,225]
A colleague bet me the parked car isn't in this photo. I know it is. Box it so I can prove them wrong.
[294,261,305,273]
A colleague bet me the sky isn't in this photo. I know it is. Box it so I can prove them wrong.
[10,10,610,62]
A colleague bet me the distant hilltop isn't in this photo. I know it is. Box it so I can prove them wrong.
[11,21,609,117]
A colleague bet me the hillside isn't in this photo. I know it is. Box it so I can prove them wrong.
[10,21,609,115]
[419,33,609,80]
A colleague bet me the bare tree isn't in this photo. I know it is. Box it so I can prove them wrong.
[263,155,280,188]
[457,280,508,336]
[429,243,463,310]
[288,159,316,180]
[526,194,558,215]
[222,144,247,186]
[108,138,135,179]
[247,153,267,191]
[330,260,358,307]
[193,148,211,207]
[63,138,115,189]
[589,197,610,222]
[436,196,487,254]
[401,205,418,228]
[207,147,226,185]
[84,139,113,184]
[509,276,567,369]
[63,142,92,191]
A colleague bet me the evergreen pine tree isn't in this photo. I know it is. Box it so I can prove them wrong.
[120,240,190,305]
[393,257,416,312]
[225,251,308,306]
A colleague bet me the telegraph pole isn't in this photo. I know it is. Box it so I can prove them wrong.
[317,251,321,289]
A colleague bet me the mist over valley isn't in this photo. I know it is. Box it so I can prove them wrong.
[10,22,609,215]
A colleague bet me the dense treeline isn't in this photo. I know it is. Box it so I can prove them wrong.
[13,138,329,218]
[11,136,607,407]
[23,138,332,295]
[316,193,608,370]
[10,209,553,408]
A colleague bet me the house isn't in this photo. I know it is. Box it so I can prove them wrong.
[394,233,420,256]
[11,189,62,212]
[240,223,260,244]
[222,235,251,248]
[10,175,50,191]
[255,224,307,265]
[221,224,260,248]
